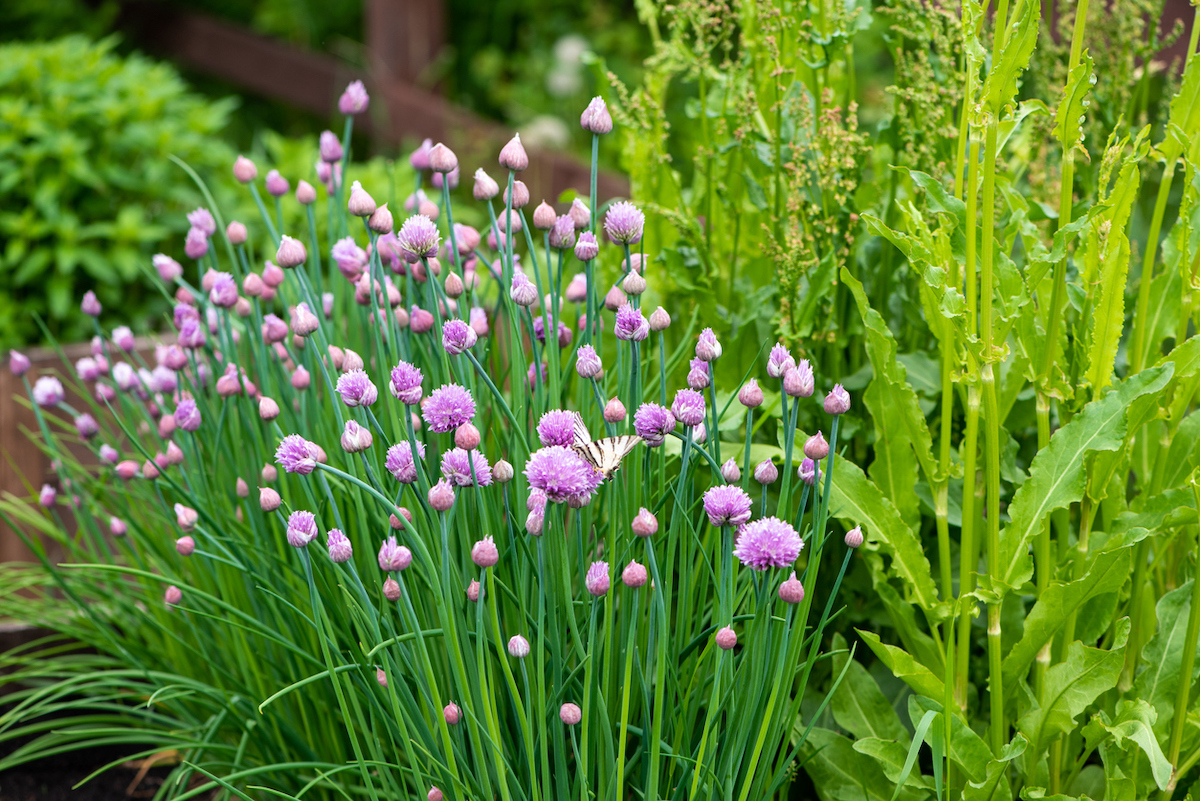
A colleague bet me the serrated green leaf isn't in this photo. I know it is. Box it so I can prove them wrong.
[1053,51,1095,154]
[830,459,942,613]
[1084,161,1140,393]
[981,0,1041,113]
[999,366,1174,590]
[1016,619,1129,753]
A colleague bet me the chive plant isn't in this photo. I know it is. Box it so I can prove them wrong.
[0,85,861,801]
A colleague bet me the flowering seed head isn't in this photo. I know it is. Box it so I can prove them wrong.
[396,215,441,262]
[276,434,320,474]
[614,303,649,342]
[33,376,64,407]
[525,446,602,503]
[389,361,424,404]
[442,319,478,355]
[767,344,795,378]
[440,448,493,487]
[286,511,318,548]
[633,403,675,447]
[575,345,602,379]
[733,517,803,570]
[510,272,538,307]
[538,409,578,447]
[671,389,706,428]
[549,215,576,250]
[703,485,753,528]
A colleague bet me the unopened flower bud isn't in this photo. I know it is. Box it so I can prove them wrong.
[844,526,864,548]
[176,536,195,556]
[754,460,778,485]
[383,577,402,601]
[506,180,529,209]
[444,272,464,299]
[455,422,481,450]
[715,626,737,650]
[739,379,763,408]
[428,143,458,173]
[631,507,658,537]
[824,384,851,415]
[260,487,281,511]
[721,459,741,484]
[296,180,317,205]
[532,202,556,230]
[560,702,582,725]
[804,432,829,460]
[649,306,671,331]
[779,572,805,604]
[494,459,514,483]
[473,168,500,201]
[259,396,280,420]
[622,560,648,587]
[369,203,394,234]
[428,479,455,511]
[498,133,529,171]
[233,155,257,183]
[471,536,499,567]
[507,635,530,658]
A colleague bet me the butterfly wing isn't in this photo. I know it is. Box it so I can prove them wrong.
[571,412,593,448]
[591,435,642,478]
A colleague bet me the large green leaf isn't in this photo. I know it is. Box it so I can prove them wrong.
[852,739,932,789]
[981,0,1041,113]
[998,366,1174,590]
[1052,51,1095,155]
[1001,546,1132,690]
[1083,161,1140,393]
[800,727,922,801]
[1091,700,1174,792]
[831,634,910,743]
[1016,619,1129,754]
[1132,581,1198,735]
[857,631,945,700]
[961,735,1027,801]
[830,459,942,613]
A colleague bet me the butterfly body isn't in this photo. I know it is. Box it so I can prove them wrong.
[570,412,641,479]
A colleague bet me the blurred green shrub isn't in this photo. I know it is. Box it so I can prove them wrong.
[0,35,236,349]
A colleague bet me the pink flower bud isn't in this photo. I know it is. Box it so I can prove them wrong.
[175,503,198,530]
[9,350,31,377]
[532,202,556,231]
[369,203,394,234]
[291,366,311,390]
[494,459,514,483]
[164,585,183,606]
[754,460,778,485]
[622,271,647,296]
[721,459,741,484]
[560,702,582,725]
[115,460,138,480]
[444,272,464,299]
[262,464,278,483]
[428,788,443,801]
[383,577,402,601]
[505,180,529,209]
[845,526,864,548]
[428,143,458,173]
[276,236,307,268]
[455,423,481,450]
[580,96,613,134]
[631,508,658,537]
[443,703,461,725]
[622,560,648,588]
[471,536,499,568]
[739,379,763,408]
[428,479,455,511]
[296,180,317,205]
[233,155,257,183]
[649,307,671,332]
[498,133,529,171]
[603,396,626,423]
[604,286,626,311]
[376,667,388,687]
[348,181,377,217]
[715,626,737,650]
[165,441,184,466]
[142,460,160,480]
[467,579,482,601]
[259,397,280,420]
[109,517,127,536]
[473,169,500,201]
[176,536,196,556]
[824,384,851,415]
[804,432,829,460]
[260,487,281,511]
[778,572,805,604]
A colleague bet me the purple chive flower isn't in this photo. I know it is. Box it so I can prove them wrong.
[574,232,599,262]
[286,511,319,548]
[112,326,134,352]
[385,441,426,484]
[154,254,183,282]
[75,356,99,381]
[389,361,424,404]
[378,536,413,571]
[423,384,476,433]
[442,319,478,355]
[703,485,753,527]
[510,272,538,307]
[396,215,441,262]
[336,369,378,407]
[585,561,610,596]
[671,389,706,428]
[74,414,98,439]
[175,398,201,432]
[525,446,603,503]
[209,272,237,307]
[538,409,579,447]
[696,328,722,361]
[265,170,290,197]
[32,376,64,407]
[687,358,710,390]
[441,448,493,487]
[767,344,795,378]
[633,403,676,447]
[733,517,803,570]
[825,384,851,415]
[785,359,815,398]
[39,484,56,507]
[576,345,602,379]
[187,208,216,236]
[184,227,209,259]
[604,201,645,245]
[549,215,576,250]
[580,96,613,134]
[319,130,343,162]
[331,237,369,281]
[177,318,206,350]
[339,79,370,114]
[276,434,320,474]
[327,529,353,563]
[614,303,649,342]
[799,458,821,486]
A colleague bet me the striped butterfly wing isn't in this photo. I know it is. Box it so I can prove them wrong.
[571,412,593,449]
[576,435,642,479]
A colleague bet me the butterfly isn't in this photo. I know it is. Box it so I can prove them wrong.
[570,412,641,480]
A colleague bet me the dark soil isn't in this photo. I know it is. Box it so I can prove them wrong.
[0,761,176,801]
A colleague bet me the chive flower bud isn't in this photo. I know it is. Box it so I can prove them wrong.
[233,155,257,183]
[574,231,599,262]
[368,203,394,234]
[804,432,829,460]
[560,703,582,725]
[494,459,514,483]
[604,286,626,311]
[825,384,851,415]
[549,215,576,249]
[622,560,648,588]
[622,271,647,296]
[286,511,318,547]
[109,517,127,536]
[341,420,373,453]
[467,579,482,601]
[319,130,343,163]
[779,571,805,604]
[276,236,307,268]
[754,460,778,485]
[259,397,280,420]
[507,635,530,658]
[721,459,741,484]
[473,168,500,201]
[296,180,317,204]
[498,133,529,171]
[576,345,602,378]
[164,586,182,606]
[532,202,556,230]
[383,577,401,601]
[410,139,432,171]
[649,306,671,331]
[844,526,864,549]
[226,221,248,245]
[715,626,737,650]
[428,143,457,173]
[443,703,461,725]
[471,536,499,567]
[9,350,31,377]
[428,788,443,801]
[696,327,722,360]
[569,198,590,229]
[455,422,481,450]
[176,536,195,556]
[428,479,455,511]
[631,507,658,537]
[580,96,613,134]
[739,379,763,408]
[348,181,376,217]
[767,344,795,378]
[687,358,710,390]
[338,79,369,114]
[604,396,627,423]
[585,561,610,596]
[265,170,289,197]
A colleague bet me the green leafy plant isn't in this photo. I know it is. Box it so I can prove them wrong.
[0,35,235,349]
[599,0,1200,798]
